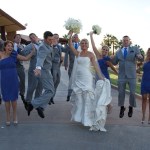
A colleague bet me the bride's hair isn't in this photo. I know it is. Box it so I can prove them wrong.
[80,39,89,48]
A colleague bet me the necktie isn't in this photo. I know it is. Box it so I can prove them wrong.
[74,43,78,50]
[123,47,127,59]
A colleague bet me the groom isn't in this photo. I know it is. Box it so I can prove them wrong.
[27,31,55,118]
[111,35,143,118]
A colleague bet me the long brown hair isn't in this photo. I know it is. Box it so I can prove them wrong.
[3,40,14,51]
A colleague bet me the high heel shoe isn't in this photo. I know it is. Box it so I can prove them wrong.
[148,120,150,124]
[141,120,144,124]
[6,122,10,126]
[13,121,18,126]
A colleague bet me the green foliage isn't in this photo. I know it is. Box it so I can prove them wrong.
[110,72,141,94]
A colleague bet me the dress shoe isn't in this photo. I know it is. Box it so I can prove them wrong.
[128,106,133,117]
[13,120,18,126]
[20,93,25,101]
[50,98,55,104]
[119,106,126,118]
[141,121,144,124]
[6,122,11,126]
[48,101,51,105]
[27,103,33,116]
[23,100,28,110]
[66,96,70,102]
[36,107,45,118]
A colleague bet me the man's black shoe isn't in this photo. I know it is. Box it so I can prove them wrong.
[36,107,45,118]
[50,98,55,104]
[20,93,25,101]
[128,106,133,117]
[27,103,33,116]
[48,101,51,105]
[23,100,28,110]
[66,96,70,102]
[119,106,126,118]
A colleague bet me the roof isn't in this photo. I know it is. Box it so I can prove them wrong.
[20,34,31,42]
[0,9,26,32]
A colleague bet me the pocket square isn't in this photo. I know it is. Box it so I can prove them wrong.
[130,50,134,53]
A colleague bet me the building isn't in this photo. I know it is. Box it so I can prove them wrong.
[0,9,26,41]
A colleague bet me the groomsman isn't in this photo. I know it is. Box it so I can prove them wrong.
[13,34,26,103]
[49,33,63,104]
[64,34,80,101]
[24,33,43,106]
[111,35,143,118]
[27,31,55,118]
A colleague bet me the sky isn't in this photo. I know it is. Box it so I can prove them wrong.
[1,0,150,51]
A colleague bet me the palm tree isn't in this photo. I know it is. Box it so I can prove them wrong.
[102,34,112,48]
[101,34,119,54]
[134,44,145,74]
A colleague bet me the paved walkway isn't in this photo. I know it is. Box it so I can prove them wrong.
[0,66,149,150]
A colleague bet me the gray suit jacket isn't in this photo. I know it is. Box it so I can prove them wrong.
[36,42,53,71]
[24,43,39,71]
[112,46,142,79]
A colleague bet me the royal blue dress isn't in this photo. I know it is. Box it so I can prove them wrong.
[141,61,150,94]
[97,56,111,80]
[0,51,19,101]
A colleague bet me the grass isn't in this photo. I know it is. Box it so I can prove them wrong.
[109,72,141,95]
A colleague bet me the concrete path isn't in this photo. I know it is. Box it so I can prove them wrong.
[0,66,149,150]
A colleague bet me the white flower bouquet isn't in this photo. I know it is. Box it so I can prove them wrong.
[87,25,102,35]
[64,18,82,34]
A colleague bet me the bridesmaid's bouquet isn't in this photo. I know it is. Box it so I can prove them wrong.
[87,25,102,35]
[64,18,82,35]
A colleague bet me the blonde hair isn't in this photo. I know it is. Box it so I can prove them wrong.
[102,45,109,51]
[80,38,89,48]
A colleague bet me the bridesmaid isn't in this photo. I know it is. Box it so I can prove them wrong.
[89,32,118,113]
[141,48,150,124]
[0,41,34,126]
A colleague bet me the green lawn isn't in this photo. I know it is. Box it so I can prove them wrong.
[109,73,141,94]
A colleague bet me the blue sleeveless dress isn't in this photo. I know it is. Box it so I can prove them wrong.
[141,61,150,94]
[97,56,111,80]
[0,51,19,101]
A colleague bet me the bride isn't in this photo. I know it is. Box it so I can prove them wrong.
[68,31,111,131]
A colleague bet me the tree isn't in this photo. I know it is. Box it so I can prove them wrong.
[134,44,145,74]
[101,34,119,54]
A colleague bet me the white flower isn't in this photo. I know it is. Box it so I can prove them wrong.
[92,25,101,35]
[64,18,82,34]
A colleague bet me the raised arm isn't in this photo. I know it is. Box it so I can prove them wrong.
[68,31,79,57]
[90,32,101,60]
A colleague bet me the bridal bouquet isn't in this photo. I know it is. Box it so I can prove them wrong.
[87,25,102,35]
[64,18,82,34]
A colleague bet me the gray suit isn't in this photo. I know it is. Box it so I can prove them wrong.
[51,44,62,98]
[24,42,43,102]
[112,46,143,107]
[14,44,25,97]
[64,43,80,97]
[31,42,55,109]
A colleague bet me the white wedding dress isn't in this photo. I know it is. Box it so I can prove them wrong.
[70,55,112,131]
